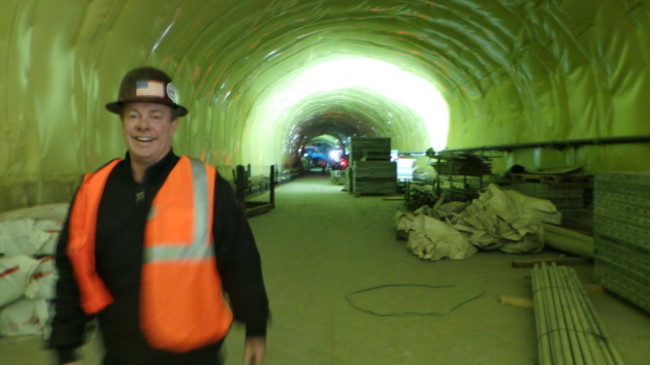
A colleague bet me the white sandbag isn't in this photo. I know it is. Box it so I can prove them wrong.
[0,203,69,221]
[0,204,67,257]
[0,298,49,337]
[0,255,41,307]
[25,258,58,300]
[32,219,63,256]
[0,219,40,256]
[406,215,477,261]
[0,218,62,257]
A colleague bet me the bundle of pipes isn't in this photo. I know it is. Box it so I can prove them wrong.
[531,263,624,365]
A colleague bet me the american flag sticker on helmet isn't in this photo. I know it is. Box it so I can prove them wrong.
[135,80,165,98]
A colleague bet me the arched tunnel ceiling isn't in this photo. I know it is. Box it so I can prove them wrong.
[295,110,375,142]
[286,89,428,152]
[2,0,650,210]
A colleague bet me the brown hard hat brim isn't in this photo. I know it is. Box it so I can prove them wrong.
[105,98,189,117]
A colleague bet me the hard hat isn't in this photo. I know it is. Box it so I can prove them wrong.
[105,67,188,117]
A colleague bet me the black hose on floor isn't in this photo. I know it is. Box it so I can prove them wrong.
[345,284,484,317]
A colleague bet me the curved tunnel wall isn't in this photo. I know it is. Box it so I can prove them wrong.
[1,0,650,210]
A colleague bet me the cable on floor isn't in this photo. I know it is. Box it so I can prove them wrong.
[345,283,484,317]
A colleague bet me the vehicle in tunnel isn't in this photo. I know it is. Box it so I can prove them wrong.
[329,155,348,170]
[302,140,349,171]
[302,150,327,170]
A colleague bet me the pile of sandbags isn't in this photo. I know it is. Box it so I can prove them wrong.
[0,256,57,337]
[0,204,67,337]
[395,184,560,260]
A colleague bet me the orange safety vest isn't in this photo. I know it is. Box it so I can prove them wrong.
[66,156,233,352]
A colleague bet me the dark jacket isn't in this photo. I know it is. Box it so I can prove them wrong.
[48,151,269,365]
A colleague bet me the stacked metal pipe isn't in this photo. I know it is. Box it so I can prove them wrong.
[532,263,624,365]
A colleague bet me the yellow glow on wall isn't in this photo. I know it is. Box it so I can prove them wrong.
[243,56,449,169]
[271,57,447,149]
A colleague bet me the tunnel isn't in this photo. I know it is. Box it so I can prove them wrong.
[1,1,650,364]
[3,0,650,209]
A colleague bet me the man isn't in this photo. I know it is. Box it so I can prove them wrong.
[48,67,269,365]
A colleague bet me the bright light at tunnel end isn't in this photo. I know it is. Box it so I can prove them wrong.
[258,56,449,152]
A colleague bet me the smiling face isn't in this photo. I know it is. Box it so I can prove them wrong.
[121,102,178,175]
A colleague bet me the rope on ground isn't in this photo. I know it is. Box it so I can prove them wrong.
[345,283,484,317]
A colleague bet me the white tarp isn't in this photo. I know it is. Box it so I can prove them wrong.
[406,214,477,261]
[396,184,559,260]
[449,184,556,254]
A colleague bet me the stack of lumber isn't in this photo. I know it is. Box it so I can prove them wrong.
[352,161,396,196]
[532,263,624,365]
[347,137,395,196]
[593,172,650,313]
[348,137,391,162]
[433,153,492,176]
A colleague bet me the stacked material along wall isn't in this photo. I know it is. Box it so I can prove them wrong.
[509,173,593,233]
[511,183,587,220]
[432,154,492,202]
[348,137,391,163]
[593,173,650,314]
[352,161,397,196]
[347,137,396,196]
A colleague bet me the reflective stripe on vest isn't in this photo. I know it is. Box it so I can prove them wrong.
[144,159,213,263]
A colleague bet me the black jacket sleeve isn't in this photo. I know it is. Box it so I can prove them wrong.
[47,194,91,363]
[213,173,270,337]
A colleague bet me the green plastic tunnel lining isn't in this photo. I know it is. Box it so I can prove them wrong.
[2,0,650,210]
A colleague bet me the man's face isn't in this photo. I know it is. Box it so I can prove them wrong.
[121,102,178,168]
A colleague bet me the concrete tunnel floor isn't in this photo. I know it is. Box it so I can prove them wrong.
[1,173,650,364]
